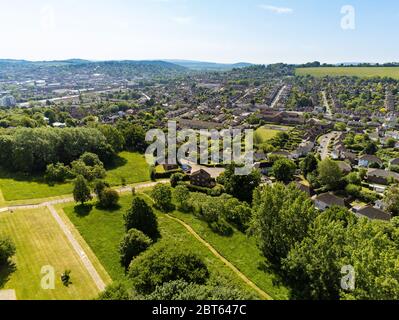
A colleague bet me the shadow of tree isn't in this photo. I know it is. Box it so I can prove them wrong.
[105,155,128,171]
[74,204,94,217]
[0,261,17,289]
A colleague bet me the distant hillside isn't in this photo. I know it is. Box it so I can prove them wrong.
[0,59,188,79]
[165,59,253,71]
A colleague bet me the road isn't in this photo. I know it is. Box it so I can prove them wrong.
[322,91,333,116]
[270,85,287,109]
[319,131,338,160]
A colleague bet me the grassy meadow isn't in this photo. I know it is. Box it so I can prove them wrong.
[296,67,399,79]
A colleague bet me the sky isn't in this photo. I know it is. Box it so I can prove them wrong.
[0,0,398,64]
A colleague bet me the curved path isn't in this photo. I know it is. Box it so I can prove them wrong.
[165,214,273,300]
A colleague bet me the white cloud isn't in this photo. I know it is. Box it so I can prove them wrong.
[171,16,193,24]
[259,5,293,14]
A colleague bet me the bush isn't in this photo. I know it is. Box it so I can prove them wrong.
[345,184,362,198]
[124,197,159,239]
[170,173,186,188]
[99,188,120,208]
[119,229,153,269]
[151,184,173,212]
[0,237,16,265]
[129,245,209,294]
[45,163,71,183]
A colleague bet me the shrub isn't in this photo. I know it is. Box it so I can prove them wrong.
[170,173,186,188]
[99,188,120,208]
[119,229,153,269]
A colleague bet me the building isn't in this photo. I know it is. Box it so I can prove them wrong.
[358,155,383,168]
[355,206,391,221]
[292,141,315,159]
[367,169,399,185]
[190,169,216,188]
[313,193,346,211]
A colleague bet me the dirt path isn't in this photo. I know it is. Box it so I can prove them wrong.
[165,214,273,300]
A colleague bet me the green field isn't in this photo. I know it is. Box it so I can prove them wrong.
[62,195,263,298]
[296,67,399,79]
[254,127,280,144]
[0,208,101,300]
[0,152,150,203]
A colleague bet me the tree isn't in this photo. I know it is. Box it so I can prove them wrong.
[363,141,378,155]
[99,188,120,208]
[170,173,185,188]
[272,158,297,183]
[282,207,351,300]
[129,245,209,294]
[45,162,71,183]
[0,237,16,265]
[151,184,173,212]
[384,184,399,216]
[220,165,261,203]
[318,158,343,190]
[98,282,131,300]
[119,229,153,270]
[300,153,318,176]
[173,185,190,211]
[345,172,361,185]
[124,197,159,239]
[94,180,110,199]
[73,175,92,205]
[251,183,318,265]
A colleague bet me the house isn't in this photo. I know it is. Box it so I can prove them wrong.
[355,206,391,221]
[294,181,312,196]
[367,169,399,185]
[190,169,216,188]
[358,155,383,168]
[163,163,179,171]
[337,161,352,174]
[52,122,66,128]
[342,151,357,164]
[269,151,292,159]
[313,193,346,211]
[390,158,399,167]
[254,151,266,162]
[292,141,315,159]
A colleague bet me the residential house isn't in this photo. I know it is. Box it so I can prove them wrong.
[367,169,399,185]
[292,141,315,159]
[358,155,383,168]
[190,169,216,188]
[355,206,391,221]
[337,161,352,175]
[313,193,346,211]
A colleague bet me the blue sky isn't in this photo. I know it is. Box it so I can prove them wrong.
[0,0,398,64]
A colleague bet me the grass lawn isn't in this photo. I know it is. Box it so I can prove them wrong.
[0,169,73,203]
[105,152,150,186]
[62,195,262,298]
[170,211,290,300]
[0,208,100,300]
[296,67,399,79]
[254,127,280,144]
[0,152,150,202]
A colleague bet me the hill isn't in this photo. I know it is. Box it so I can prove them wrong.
[165,59,252,71]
